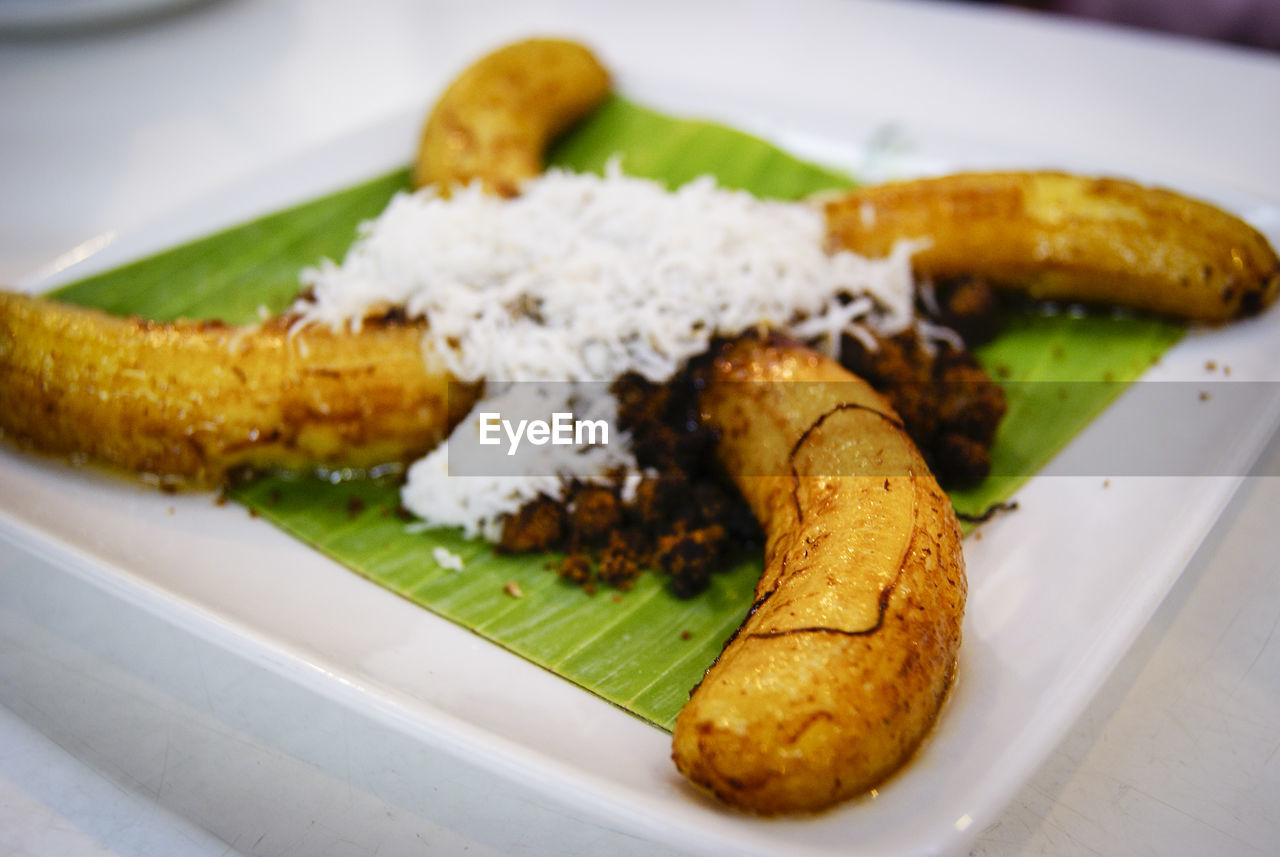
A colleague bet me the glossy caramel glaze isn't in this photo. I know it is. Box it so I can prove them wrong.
[824,171,1280,322]
[412,38,610,196]
[0,290,474,487]
[671,335,966,814]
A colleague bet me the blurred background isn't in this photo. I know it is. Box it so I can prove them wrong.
[1,0,1278,49]
[964,0,1280,51]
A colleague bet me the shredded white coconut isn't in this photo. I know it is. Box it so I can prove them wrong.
[432,546,465,572]
[293,163,924,541]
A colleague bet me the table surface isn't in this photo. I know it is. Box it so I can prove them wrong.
[1,2,1278,856]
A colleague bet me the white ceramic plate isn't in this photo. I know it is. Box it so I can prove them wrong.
[3,21,1280,857]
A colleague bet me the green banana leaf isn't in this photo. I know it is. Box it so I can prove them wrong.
[49,94,1183,730]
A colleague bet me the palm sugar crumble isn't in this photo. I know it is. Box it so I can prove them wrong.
[497,366,761,598]
[496,278,1009,598]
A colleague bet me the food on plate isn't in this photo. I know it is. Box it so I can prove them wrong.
[3,33,1278,817]
[671,334,965,813]
[825,170,1280,323]
[0,291,472,487]
[412,37,611,195]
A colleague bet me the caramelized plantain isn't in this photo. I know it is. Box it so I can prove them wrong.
[412,37,611,196]
[672,335,965,813]
[0,290,474,487]
[824,171,1280,322]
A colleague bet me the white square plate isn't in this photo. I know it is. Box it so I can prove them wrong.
[2,3,1278,855]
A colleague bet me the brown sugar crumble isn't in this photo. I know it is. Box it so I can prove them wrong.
[497,367,760,598]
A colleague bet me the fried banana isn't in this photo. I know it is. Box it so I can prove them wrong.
[412,37,611,196]
[824,170,1280,322]
[672,335,966,814]
[0,290,473,487]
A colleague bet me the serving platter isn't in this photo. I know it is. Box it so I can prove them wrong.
[3,5,1280,855]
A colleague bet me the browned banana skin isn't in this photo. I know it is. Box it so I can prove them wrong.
[0,290,475,488]
[671,335,966,814]
[412,38,611,196]
[824,171,1280,323]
